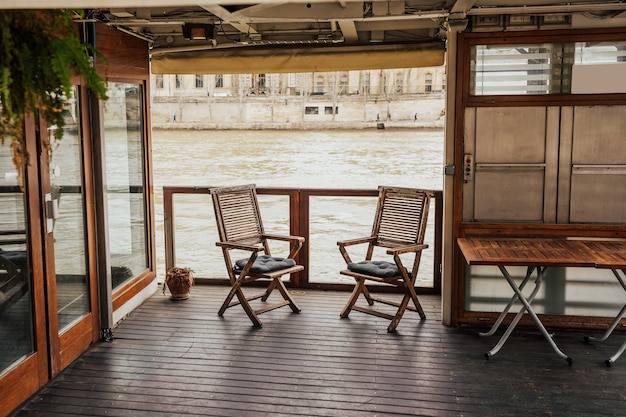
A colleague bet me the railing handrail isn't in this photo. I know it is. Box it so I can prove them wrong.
[163,186,443,294]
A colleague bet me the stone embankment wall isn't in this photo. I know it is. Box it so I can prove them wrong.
[151,94,445,130]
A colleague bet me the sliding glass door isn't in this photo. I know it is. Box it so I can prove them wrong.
[102,82,149,290]
[0,142,33,374]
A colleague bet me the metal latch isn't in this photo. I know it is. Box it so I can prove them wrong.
[45,193,59,233]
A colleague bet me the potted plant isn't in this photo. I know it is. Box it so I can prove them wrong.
[163,267,194,300]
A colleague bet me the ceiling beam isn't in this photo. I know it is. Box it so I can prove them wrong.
[0,0,365,8]
[200,4,259,37]
[451,0,478,14]
[337,19,358,42]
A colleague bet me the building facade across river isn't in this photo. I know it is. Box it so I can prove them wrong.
[150,68,447,127]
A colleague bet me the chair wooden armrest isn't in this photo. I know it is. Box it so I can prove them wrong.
[386,243,429,256]
[216,241,264,252]
[337,236,376,247]
[264,234,304,258]
[263,234,305,243]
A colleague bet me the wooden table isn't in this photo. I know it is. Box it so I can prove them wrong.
[457,238,626,365]
[579,241,626,366]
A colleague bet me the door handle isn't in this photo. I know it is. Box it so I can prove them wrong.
[45,193,59,233]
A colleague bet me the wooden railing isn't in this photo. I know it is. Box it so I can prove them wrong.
[163,186,443,294]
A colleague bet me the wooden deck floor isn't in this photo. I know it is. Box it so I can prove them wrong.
[13,285,626,417]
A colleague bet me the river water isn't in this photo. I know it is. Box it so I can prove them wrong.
[152,128,444,286]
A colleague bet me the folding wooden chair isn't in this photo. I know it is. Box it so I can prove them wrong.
[338,186,433,332]
[210,184,304,327]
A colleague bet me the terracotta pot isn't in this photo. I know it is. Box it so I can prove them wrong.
[164,267,193,300]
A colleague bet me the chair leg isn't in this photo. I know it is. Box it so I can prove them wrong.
[261,279,278,302]
[387,285,425,332]
[218,277,263,327]
[274,278,301,313]
[341,278,368,318]
[406,284,426,319]
[388,294,410,332]
[361,283,375,305]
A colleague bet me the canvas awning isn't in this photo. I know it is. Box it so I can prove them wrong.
[151,42,445,74]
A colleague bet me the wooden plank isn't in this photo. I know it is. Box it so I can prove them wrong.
[13,285,626,417]
[457,238,598,267]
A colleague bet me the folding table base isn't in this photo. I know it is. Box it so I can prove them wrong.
[584,269,626,367]
[479,266,573,365]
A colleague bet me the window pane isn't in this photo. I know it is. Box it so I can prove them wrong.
[471,40,626,95]
[575,40,626,64]
[50,88,90,331]
[0,140,33,373]
[103,82,149,289]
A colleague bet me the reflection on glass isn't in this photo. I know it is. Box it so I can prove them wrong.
[50,88,90,331]
[465,265,625,317]
[0,138,34,373]
[470,41,626,96]
[103,82,148,289]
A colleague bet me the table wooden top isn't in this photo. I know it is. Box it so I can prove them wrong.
[580,240,626,269]
[457,238,626,269]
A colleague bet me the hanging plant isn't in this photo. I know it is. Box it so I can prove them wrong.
[0,9,108,185]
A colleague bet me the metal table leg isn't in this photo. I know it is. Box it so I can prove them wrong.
[585,269,626,366]
[478,266,535,337]
[486,266,572,365]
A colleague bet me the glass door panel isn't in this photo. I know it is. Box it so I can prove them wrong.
[0,140,34,374]
[103,82,148,289]
[49,91,90,332]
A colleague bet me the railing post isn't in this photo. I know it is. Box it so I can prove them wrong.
[294,189,310,287]
[163,187,175,273]
[433,190,443,294]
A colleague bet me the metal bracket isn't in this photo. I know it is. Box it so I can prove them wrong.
[101,328,114,342]
[44,193,59,233]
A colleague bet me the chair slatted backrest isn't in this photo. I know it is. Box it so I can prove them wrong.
[211,184,265,245]
[373,186,432,248]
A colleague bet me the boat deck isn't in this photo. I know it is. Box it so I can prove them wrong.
[13,285,626,417]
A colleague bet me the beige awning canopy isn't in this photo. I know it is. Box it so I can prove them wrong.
[151,42,445,74]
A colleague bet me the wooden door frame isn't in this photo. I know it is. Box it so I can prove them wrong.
[451,27,626,327]
[0,114,49,416]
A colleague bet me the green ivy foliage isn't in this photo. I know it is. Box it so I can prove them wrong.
[0,9,107,180]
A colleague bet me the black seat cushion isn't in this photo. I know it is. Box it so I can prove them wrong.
[234,254,296,274]
[0,250,27,270]
[347,260,401,278]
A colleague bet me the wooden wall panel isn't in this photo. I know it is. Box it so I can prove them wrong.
[94,23,149,79]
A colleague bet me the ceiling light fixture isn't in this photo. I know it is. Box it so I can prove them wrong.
[182,24,215,40]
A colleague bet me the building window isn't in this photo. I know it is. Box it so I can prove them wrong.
[325,106,338,114]
[175,75,182,89]
[395,72,404,93]
[195,74,204,88]
[305,106,319,114]
[425,72,433,93]
[315,76,324,93]
[362,72,370,94]
[339,75,349,94]
[155,74,164,89]
[215,74,223,88]
[258,74,266,89]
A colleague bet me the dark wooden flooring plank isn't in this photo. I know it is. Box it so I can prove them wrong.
[12,285,626,417]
